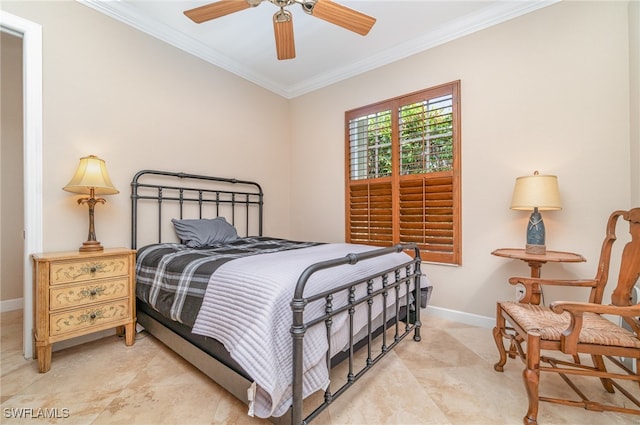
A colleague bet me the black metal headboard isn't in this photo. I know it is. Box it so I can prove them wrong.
[131,170,263,249]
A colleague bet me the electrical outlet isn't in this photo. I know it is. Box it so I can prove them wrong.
[515,286,526,301]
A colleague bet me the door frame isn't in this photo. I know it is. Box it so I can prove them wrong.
[1,10,43,358]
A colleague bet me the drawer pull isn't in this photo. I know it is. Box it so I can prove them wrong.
[82,263,107,277]
[81,309,104,323]
[79,286,106,299]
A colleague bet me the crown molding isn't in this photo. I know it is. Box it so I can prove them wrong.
[79,0,559,99]
[285,0,559,98]
[78,0,291,97]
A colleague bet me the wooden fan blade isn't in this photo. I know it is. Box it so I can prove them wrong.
[311,0,376,36]
[184,0,251,24]
[273,12,295,60]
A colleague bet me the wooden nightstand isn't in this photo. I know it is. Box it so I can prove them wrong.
[32,247,136,372]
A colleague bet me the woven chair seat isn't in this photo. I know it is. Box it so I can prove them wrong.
[501,301,640,348]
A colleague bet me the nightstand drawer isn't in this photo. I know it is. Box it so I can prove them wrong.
[49,299,131,337]
[49,277,130,311]
[49,255,130,285]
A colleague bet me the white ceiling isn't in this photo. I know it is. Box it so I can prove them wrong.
[80,0,557,98]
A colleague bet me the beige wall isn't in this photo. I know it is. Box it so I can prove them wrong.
[0,31,24,302]
[289,1,636,320]
[0,1,292,250]
[631,0,640,206]
[0,0,291,306]
[1,1,637,323]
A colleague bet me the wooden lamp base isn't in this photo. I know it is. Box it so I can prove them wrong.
[78,190,106,253]
[79,240,104,252]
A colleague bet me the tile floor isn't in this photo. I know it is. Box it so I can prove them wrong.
[1,309,637,424]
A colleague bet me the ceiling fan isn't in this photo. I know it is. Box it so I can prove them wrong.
[183,0,376,60]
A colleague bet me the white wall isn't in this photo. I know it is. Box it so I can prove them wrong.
[289,1,635,320]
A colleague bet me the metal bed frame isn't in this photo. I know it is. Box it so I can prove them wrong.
[131,170,423,425]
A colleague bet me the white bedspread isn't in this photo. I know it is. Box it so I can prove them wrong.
[192,243,419,418]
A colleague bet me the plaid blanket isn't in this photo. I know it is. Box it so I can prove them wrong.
[135,237,321,327]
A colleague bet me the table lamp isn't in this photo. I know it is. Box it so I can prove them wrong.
[63,155,119,252]
[510,171,561,255]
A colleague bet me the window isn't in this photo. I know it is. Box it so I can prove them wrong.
[345,81,461,264]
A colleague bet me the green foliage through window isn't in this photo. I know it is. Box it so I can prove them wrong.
[349,110,392,179]
[399,95,453,175]
[349,95,453,180]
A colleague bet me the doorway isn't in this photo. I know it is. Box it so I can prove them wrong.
[1,11,43,359]
[1,31,24,310]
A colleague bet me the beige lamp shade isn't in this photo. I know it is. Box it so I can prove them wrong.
[63,155,119,195]
[510,171,561,211]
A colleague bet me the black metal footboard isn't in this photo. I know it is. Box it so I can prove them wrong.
[291,243,422,424]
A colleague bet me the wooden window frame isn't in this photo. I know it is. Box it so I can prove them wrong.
[345,81,461,265]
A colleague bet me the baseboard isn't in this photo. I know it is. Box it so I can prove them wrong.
[424,305,494,328]
[0,297,24,313]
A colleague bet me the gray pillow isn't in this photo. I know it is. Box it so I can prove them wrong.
[171,217,238,247]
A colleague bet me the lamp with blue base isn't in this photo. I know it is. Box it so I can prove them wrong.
[510,171,562,255]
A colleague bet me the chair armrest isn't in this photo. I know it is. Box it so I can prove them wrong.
[549,301,640,354]
[507,277,598,304]
[508,277,598,288]
[551,301,640,317]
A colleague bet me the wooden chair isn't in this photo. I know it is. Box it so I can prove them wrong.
[493,208,640,424]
